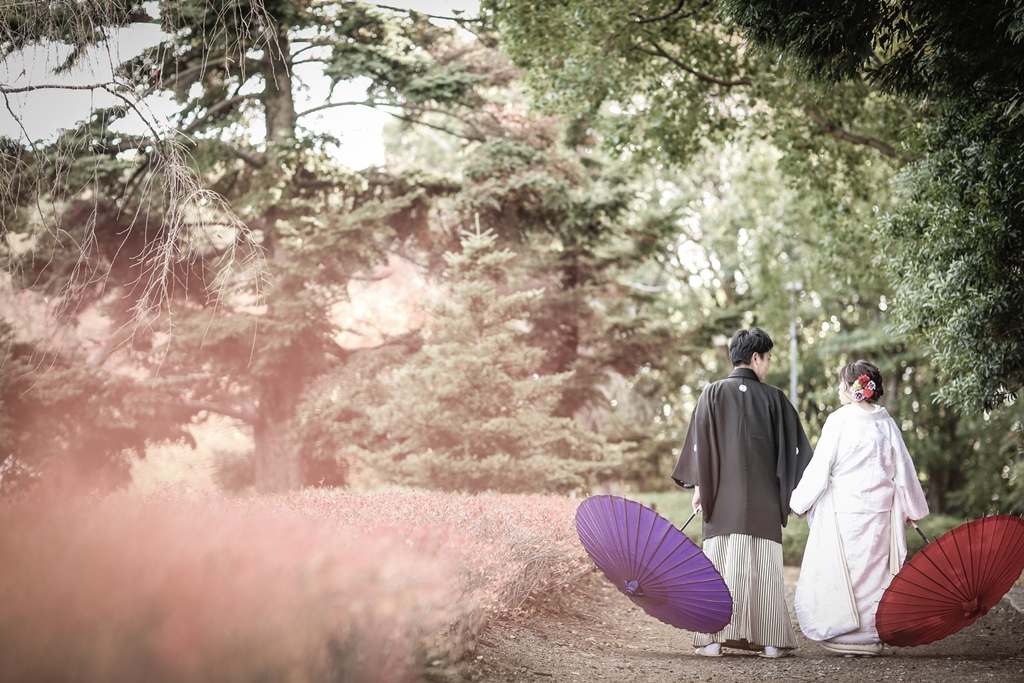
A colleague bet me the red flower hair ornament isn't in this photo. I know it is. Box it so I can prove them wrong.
[851,374,876,402]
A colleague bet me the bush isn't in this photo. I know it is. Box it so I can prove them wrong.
[0,489,591,682]
[0,494,463,683]
[261,489,593,624]
[906,513,973,559]
[782,517,810,566]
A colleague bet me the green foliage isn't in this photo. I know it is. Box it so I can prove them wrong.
[383,97,714,490]
[906,514,977,558]
[780,517,810,567]
[942,408,1024,516]
[6,0,1021,513]
[483,0,941,494]
[485,0,1024,515]
[721,0,1024,101]
[2,1,501,492]
[293,342,419,483]
[720,0,1024,418]
[728,0,1024,511]
[718,0,884,84]
[358,229,619,493]
[484,0,758,163]
[485,0,914,171]
[0,320,193,493]
[882,101,1024,411]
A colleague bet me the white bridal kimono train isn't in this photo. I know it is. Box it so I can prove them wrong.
[789,404,929,644]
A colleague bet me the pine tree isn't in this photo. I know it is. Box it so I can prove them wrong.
[362,227,618,493]
[1,2,492,491]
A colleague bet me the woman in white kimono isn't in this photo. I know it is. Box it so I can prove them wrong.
[790,360,929,657]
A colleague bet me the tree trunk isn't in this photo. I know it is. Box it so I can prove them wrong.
[925,465,944,513]
[263,19,297,171]
[888,366,902,421]
[251,13,303,495]
[253,415,302,493]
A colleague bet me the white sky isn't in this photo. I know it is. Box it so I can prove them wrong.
[0,0,480,170]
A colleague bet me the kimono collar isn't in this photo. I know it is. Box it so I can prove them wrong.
[838,403,890,421]
[728,367,760,382]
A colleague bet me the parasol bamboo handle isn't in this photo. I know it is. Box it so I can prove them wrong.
[680,505,702,532]
[911,520,929,544]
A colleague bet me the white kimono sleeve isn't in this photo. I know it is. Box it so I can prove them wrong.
[789,414,842,515]
[889,420,930,523]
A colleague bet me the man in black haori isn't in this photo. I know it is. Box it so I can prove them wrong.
[671,328,812,658]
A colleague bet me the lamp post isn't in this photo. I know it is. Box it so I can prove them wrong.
[784,281,803,408]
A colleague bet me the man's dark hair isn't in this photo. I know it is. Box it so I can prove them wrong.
[728,328,773,366]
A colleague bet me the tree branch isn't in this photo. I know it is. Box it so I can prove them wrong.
[327,327,422,360]
[390,110,486,142]
[2,90,41,153]
[0,82,117,94]
[64,105,268,170]
[802,106,918,162]
[367,2,489,40]
[218,141,268,168]
[632,0,687,24]
[97,140,150,157]
[110,145,153,199]
[98,85,167,152]
[298,98,488,142]
[403,103,491,139]
[182,399,260,423]
[151,62,208,93]
[290,40,337,56]
[620,280,669,293]
[295,99,376,119]
[635,41,752,87]
[182,94,260,135]
[370,3,478,25]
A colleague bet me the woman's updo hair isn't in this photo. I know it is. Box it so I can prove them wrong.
[839,360,885,404]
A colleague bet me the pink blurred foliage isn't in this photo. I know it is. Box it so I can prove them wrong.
[259,489,593,621]
[0,489,592,682]
[0,493,458,682]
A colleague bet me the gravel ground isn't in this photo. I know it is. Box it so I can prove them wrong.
[453,568,1024,683]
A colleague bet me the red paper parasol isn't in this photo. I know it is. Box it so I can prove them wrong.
[876,515,1024,646]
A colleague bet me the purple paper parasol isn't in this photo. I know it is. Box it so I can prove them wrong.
[575,495,732,633]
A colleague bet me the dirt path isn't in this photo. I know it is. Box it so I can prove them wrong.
[461,568,1024,682]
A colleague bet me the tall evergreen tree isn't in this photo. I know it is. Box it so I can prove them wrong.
[302,227,617,493]
[1,2,493,491]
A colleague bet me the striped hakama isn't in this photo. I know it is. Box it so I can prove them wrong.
[693,533,798,650]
